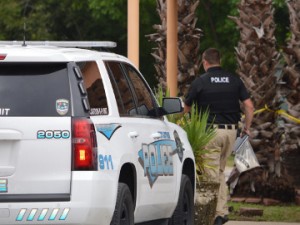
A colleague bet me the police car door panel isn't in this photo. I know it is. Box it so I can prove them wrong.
[134,118,179,222]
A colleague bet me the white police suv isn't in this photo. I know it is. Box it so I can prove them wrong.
[0,41,196,225]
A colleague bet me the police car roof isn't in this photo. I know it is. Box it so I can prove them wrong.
[0,41,127,62]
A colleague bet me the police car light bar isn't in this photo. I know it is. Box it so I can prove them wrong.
[0,41,117,48]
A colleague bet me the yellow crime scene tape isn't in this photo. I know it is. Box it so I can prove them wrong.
[243,104,300,124]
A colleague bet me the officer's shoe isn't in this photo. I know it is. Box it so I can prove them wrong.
[214,216,223,225]
[214,215,229,225]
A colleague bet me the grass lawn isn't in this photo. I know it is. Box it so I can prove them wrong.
[228,202,300,222]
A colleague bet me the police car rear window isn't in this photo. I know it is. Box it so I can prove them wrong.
[0,63,71,116]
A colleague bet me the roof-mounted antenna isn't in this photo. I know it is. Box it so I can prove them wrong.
[22,22,26,47]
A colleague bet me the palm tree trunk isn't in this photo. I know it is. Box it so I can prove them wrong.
[147,0,202,97]
[281,0,300,188]
[228,0,295,202]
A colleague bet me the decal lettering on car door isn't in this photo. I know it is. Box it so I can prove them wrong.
[138,130,185,187]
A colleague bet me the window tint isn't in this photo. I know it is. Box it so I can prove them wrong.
[0,63,71,116]
[105,62,137,116]
[122,64,157,117]
[80,62,108,115]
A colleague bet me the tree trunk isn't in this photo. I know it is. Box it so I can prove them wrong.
[228,0,296,202]
[281,0,300,189]
[147,0,202,97]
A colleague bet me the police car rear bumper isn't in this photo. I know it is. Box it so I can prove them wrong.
[0,171,117,225]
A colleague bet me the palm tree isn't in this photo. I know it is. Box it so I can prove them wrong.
[228,0,295,202]
[147,0,202,97]
[281,0,300,189]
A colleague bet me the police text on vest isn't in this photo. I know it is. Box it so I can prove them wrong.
[211,77,229,83]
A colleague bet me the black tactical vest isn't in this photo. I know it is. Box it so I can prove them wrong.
[196,68,243,123]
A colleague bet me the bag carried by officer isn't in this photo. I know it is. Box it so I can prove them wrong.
[233,135,260,173]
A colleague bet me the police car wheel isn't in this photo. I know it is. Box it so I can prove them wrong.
[169,175,194,225]
[110,183,134,225]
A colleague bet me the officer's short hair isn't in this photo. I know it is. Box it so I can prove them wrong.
[202,48,221,65]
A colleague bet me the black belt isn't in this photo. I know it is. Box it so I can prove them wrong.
[208,124,238,130]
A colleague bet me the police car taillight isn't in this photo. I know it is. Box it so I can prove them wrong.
[72,118,98,170]
[0,54,7,60]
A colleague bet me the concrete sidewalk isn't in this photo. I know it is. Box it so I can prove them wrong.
[227,221,299,225]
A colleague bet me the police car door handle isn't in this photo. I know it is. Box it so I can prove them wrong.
[0,166,16,176]
[128,131,139,138]
[0,129,22,140]
[151,132,161,140]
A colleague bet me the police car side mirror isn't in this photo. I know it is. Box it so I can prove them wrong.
[160,97,183,116]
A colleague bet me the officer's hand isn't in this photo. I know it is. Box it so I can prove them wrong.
[241,127,251,137]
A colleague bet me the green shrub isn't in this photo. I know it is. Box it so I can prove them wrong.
[180,106,216,181]
[154,86,216,182]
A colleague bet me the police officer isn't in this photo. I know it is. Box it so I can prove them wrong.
[184,48,254,225]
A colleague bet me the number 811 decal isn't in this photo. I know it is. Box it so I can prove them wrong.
[37,130,70,139]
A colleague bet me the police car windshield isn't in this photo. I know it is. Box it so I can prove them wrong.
[0,63,71,116]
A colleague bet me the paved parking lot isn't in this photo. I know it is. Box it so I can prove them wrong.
[227,221,300,225]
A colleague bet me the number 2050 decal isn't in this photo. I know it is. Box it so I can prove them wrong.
[37,130,70,139]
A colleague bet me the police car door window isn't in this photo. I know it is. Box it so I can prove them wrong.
[105,61,137,116]
[80,61,108,116]
[122,63,157,118]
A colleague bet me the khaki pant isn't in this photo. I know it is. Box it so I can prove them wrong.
[204,127,237,217]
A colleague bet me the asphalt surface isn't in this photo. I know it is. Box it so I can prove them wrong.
[227,222,300,225]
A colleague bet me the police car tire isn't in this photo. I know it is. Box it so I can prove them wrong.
[169,174,194,225]
[110,183,134,225]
